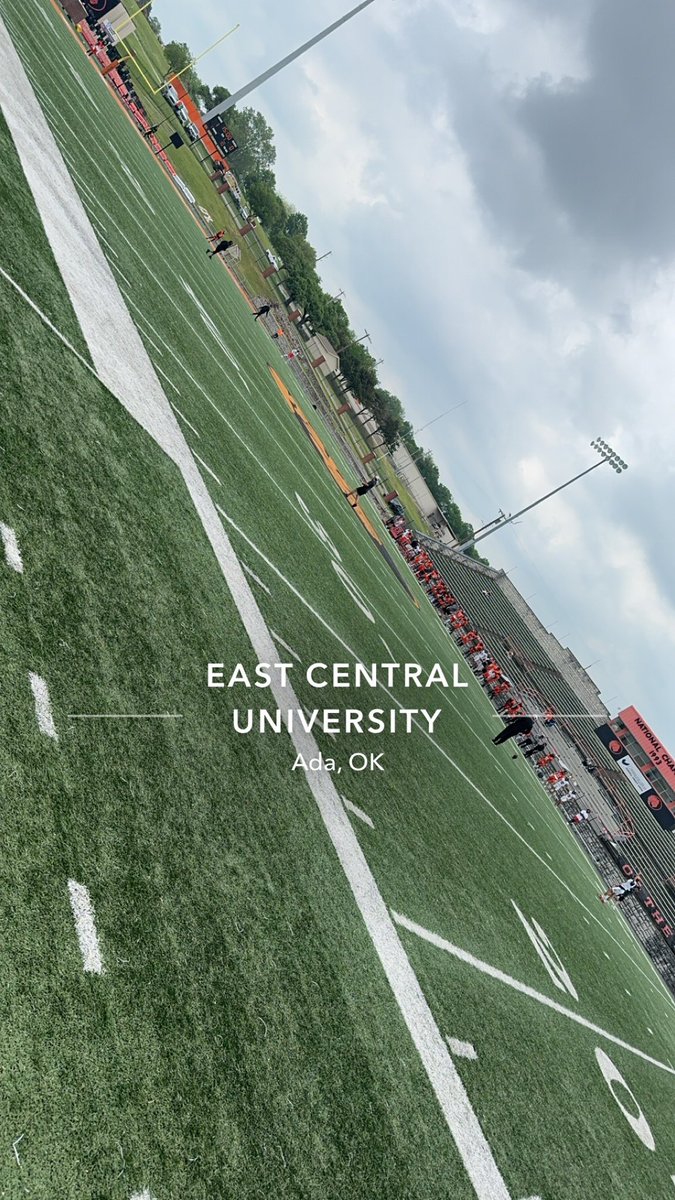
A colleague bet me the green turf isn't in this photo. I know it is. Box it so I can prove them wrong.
[1,3,675,1197]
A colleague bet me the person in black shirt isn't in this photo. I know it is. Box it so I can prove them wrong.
[207,239,234,258]
[345,476,379,508]
[253,303,279,320]
[492,716,534,745]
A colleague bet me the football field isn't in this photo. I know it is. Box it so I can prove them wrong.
[1,3,675,1197]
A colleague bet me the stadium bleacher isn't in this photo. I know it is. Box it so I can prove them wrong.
[414,537,675,933]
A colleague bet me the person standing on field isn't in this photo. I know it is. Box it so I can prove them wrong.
[492,715,534,745]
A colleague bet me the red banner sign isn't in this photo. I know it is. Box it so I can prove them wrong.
[619,707,675,788]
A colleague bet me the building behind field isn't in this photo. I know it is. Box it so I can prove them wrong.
[390,446,456,542]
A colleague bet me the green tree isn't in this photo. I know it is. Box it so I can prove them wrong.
[285,211,309,239]
[164,40,191,75]
[246,176,287,235]
[163,41,202,99]
[195,83,232,112]
[225,108,276,181]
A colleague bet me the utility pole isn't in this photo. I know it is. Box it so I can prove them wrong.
[337,330,371,354]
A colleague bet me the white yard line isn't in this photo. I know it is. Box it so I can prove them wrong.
[67,880,104,974]
[96,231,119,260]
[446,1037,478,1061]
[241,562,271,594]
[28,671,58,739]
[192,452,222,487]
[65,61,99,112]
[154,364,181,395]
[393,911,675,1076]
[169,402,200,439]
[269,629,301,662]
[0,265,95,377]
[342,796,375,829]
[0,522,23,572]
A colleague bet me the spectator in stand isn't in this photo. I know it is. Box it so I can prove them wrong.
[599,874,642,904]
[483,661,501,684]
[492,679,511,697]
[537,753,555,770]
[547,770,567,786]
[568,808,592,825]
[523,741,546,759]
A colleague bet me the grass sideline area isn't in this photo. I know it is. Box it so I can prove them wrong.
[1,2,675,1197]
[108,4,278,300]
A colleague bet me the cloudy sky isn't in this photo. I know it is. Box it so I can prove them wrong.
[159,0,674,737]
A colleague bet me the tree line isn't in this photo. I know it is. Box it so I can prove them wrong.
[145,11,485,559]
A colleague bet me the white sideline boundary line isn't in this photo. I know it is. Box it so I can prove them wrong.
[28,671,58,739]
[392,911,675,1076]
[67,880,104,974]
[342,796,375,829]
[0,26,530,1194]
[0,522,23,572]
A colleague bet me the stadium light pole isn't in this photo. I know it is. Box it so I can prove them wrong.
[202,1,378,122]
[454,439,628,553]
